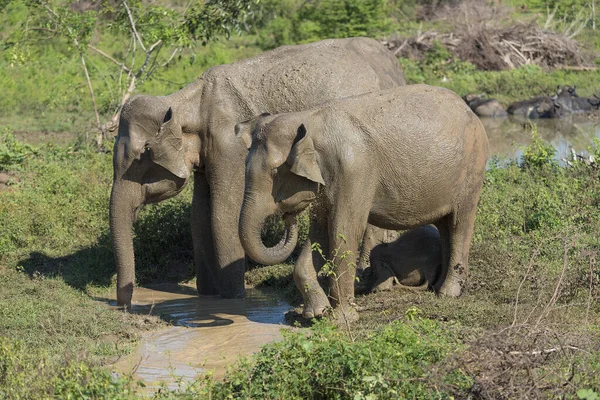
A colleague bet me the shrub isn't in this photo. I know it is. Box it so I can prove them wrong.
[520,126,557,169]
[0,127,37,170]
[208,317,469,399]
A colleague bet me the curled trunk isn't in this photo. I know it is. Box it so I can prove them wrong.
[240,196,299,265]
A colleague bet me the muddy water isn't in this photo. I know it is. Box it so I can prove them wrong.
[111,284,290,388]
[482,115,600,161]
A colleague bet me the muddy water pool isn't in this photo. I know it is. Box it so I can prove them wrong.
[110,284,291,389]
[482,115,600,161]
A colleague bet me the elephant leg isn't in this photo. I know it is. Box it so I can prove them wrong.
[328,208,368,322]
[294,208,330,319]
[438,206,478,297]
[192,171,219,296]
[433,216,452,293]
[294,239,331,319]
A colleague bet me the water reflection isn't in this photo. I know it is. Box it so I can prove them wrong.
[481,115,600,161]
[111,284,290,389]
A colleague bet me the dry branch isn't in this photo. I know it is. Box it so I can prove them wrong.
[384,5,595,71]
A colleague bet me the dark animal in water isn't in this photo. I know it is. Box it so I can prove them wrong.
[463,94,507,118]
[553,85,600,115]
[507,96,558,119]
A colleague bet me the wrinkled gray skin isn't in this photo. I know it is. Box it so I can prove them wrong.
[366,225,441,293]
[463,94,507,118]
[237,84,489,320]
[110,37,406,307]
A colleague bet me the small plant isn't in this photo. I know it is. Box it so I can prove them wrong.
[0,126,37,170]
[578,388,600,400]
[521,126,557,169]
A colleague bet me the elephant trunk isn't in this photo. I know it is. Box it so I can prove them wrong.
[239,193,299,265]
[110,179,144,307]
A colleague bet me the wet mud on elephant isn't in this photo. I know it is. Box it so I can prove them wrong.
[110,37,407,307]
[236,85,489,320]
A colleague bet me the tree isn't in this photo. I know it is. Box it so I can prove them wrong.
[1,0,259,147]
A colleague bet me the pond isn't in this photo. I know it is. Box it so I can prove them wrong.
[482,115,600,162]
[111,284,291,389]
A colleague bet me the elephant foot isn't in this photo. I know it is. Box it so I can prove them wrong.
[331,304,359,324]
[301,283,331,319]
[437,276,463,297]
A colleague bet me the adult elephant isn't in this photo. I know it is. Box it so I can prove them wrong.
[110,37,406,307]
[236,85,489,320]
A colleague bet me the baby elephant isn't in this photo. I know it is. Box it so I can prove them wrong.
[369,225,442,292]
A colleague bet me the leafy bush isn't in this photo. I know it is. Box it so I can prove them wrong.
[0,336,138,399]
[208,318,469,399]
[0,127,37,170]
[254,0,396,49]
[520,127,557,169]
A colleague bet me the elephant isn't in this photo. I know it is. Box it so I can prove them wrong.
[236,84,489,320]
[462,94,507,118]
[365,225,441,293]
[110,37,407,307]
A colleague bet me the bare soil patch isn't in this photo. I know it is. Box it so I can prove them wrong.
[12,130,79,146]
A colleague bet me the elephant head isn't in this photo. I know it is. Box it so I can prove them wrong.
[236,114,321,265]
[110,95,200,307]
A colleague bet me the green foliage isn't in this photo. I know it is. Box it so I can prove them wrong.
[0,0,261,136]
[254,0,395,49]
[0,336,139,398]
[510,0,596,25]
[398,42,477,86]
[579,389,600,400]
[0,126,37,170]
[133,192,195,285]
[208,318,468,399]
[520,126,557,169]
[260,209,310,251]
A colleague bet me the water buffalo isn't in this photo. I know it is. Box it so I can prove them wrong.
[554,85,600,114]
[463,94,507,118]
[507,96,558,119]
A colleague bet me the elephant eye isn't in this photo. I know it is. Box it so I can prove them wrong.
[144,143,151,153]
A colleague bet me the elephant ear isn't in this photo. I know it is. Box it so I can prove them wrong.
[286,124,325,185]
[151,107,189,179]
[235,113,271,149]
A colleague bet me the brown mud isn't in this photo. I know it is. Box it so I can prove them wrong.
[109,284,291,388]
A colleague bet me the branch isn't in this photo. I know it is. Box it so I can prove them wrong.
[87,44,131,73]
[122,0,146,51]
[136,40,163,79]
[79,51,103,146]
